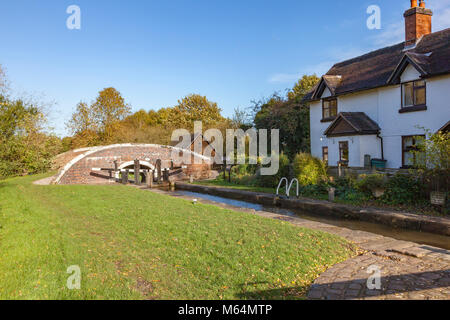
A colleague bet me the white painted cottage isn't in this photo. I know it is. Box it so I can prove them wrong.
[303,0,450,169]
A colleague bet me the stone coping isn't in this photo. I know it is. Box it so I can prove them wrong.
[175,183,450,236]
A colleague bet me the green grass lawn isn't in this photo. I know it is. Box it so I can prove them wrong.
[0,174,356,300]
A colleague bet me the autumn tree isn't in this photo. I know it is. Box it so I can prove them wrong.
[287,75,320,101]
[170,94,225,130]
[253,75,319,158]
[67,87,131,147]
[92,87,131,142]
[0,64,7,95]
[0,93,61,178]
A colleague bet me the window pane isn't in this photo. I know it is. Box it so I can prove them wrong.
[404,151,414,166]
[323,148,328,164]
[403,83,414,106]
[415,80,425,87]
[323,108,330,118]
[415,87,426,105]
[330,106,337,117]
[339,142,348,161]
[403,136,414,148]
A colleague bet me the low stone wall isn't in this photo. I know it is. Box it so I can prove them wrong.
[176,183,450,236]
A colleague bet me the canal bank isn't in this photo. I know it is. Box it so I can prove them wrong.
[175,183,450,237]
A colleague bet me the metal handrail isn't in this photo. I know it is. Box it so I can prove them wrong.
[276,177,289,196]
[288,178,299,198]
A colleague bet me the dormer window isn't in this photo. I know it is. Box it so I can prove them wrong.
[400,80,427,113]
[322,98,337,122]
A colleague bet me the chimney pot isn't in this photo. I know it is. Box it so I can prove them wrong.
[411,0,418,7]
[419,0,426,8]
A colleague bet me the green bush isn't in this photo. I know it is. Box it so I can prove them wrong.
[299,182,329,198]
[292,153,327,186]
[381,173,423,205]
[355,174,386,195]
[256,153,290,188]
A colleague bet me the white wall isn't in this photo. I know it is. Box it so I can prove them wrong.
[310,71,450,168]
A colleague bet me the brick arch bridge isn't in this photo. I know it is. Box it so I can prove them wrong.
[53,144,213,185]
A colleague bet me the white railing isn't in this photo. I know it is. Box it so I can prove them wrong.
[288,178,299,198]
[276,177,289,196]
[277,177,299,198]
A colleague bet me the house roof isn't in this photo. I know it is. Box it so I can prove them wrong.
[303,28,450,102]
[438,121,450,133]
[324,112,380,137]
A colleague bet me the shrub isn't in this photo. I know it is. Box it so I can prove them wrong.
[299,182,329,198]
[256,153,290,188]
[381,173,423,205]
[355,174,386,195]
[292,153,327,186]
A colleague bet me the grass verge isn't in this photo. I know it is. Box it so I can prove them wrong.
[0,174,356,300]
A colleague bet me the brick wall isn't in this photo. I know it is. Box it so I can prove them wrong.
[55,144,212,185]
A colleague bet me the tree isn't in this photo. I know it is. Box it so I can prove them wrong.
[252,75,319,158]
[67,87,131,147]
[231,107,252,130]
[287,75,320,101]
[67,102,96,134]
[91,87,131,142]
[0,64,8,95]
[170,94,225,129]
[0,94,62,178]
[413,128,450,192]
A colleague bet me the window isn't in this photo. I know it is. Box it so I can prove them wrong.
[339,141,349,163]
[322,98,337,121]
[402,80,426,108]
[322,147,329,165]
[402,135,425,168]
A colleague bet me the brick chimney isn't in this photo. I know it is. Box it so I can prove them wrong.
[404,0,433,47]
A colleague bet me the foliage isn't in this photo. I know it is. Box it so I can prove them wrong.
[231,107,252,130]
[299,182,330,198]
[355,174,386,195]
[292,153,327,186]
[412,128,450,192]
[256,153,291,188]
[0,174,355,299]
[413,128,450,171]
[67,88,131,147]
[287,75,320,101]
[252,75,319,158]
[381,173,423,205]
[169,94,226,130]
[67,92,231,149]
[0,95,62,179]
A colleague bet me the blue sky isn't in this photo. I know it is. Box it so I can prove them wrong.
[1,0,449,136]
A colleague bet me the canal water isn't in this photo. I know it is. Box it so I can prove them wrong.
[176,190,450,250]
